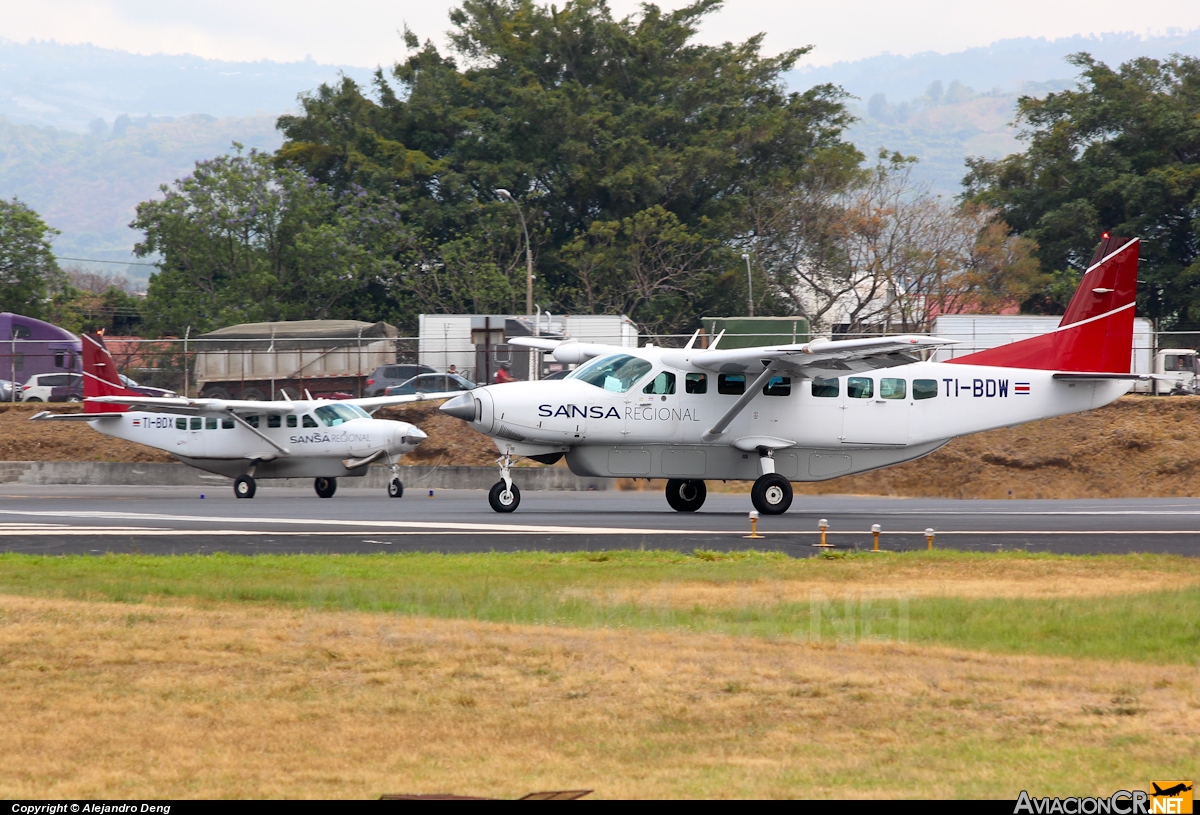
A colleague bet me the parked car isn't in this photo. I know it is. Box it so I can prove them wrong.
[0,379,14,402]
[384,373,477,396]
[363,364,438,397]
[119,374,177,398]
[21,372,82,402]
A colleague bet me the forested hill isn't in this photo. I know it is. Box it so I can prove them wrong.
[0,113,282,275]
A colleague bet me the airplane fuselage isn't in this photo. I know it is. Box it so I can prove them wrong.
[461,354,1131,481]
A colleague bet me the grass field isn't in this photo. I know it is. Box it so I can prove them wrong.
[0,551,1197,798]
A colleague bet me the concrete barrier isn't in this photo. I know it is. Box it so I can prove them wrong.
[0,461,614,491]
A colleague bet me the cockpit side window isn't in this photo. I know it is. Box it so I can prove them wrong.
[642,371,676,395]
[569,354,653,393]
[302,414,318,428]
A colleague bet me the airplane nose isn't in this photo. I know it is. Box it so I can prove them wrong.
[440,393,475,421]
[407,426,427,442]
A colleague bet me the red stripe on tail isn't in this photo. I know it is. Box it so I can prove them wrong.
[947,237,1138,373]
[83,332,139,412]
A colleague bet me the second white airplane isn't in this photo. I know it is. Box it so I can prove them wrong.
[441,234,1144,515]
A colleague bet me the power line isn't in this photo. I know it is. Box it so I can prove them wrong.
[56,256,159,268]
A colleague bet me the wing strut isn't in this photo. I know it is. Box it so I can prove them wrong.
[701,366,780,443]
[227,410,290,455]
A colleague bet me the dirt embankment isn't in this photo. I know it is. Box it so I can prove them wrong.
[7,396,1200,498]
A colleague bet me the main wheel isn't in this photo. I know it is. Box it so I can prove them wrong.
[751,473,792,515]
[314,477,337,498]
[388,478,404,498]
[665,478,707,512]
[234,475,257,499]
[488,481,520,513]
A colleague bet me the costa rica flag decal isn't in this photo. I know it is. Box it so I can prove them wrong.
[1014,382,1031,395]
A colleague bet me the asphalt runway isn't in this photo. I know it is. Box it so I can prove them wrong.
[1,484,1199,556]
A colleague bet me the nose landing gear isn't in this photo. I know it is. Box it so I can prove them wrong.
[488,452,521,512]
[665,479,706,512]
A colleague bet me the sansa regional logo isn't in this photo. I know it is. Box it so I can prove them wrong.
[1014,783,1192,814]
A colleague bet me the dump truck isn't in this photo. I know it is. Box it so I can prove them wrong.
[193,320,400,400]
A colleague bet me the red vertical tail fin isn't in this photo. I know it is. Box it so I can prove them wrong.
[947,236,1138,372]
[83,332,139,413]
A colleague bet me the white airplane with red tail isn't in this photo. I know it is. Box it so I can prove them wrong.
[32,332,452,499]
[440,234,1144,514]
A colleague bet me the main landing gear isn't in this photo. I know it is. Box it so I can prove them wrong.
[488,452,521,513]
[314,477,338,498]
[234,475,256,499]
[665,479,706,512]
[750,447,792,515]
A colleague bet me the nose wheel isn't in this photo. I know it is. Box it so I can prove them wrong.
[665,479,706,512]
[314,477,337,498]
[751,473,792,515]
[388,478,404,498]
[488,452,521,512]
[233,475,256,499]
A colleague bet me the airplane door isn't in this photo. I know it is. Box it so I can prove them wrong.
[625,370,680,441]
[183,416,207,457]
[840,375,910,445]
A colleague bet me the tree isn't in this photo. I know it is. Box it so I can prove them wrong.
[964,54,1200,325]
[755,155,1042,334]
[133,147,419,335]
[276,0,859,333]
[0,197,63,320]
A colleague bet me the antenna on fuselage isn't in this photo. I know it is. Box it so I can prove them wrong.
[709,330,726,350]
[684,329,701,350]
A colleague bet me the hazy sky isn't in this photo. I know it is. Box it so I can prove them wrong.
[3,0,1199,68]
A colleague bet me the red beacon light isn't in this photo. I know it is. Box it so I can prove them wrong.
[1102,232,1110,239]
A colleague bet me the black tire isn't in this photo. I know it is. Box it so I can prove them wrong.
[203,388,232,400]
[239,388,265,401]
[314,477,337,498]
[665,478,707,512]
[488,481,520,513]
[66,395,82,403]
[234,475,256,499]
[388,478,404,498]
[751,473,792,515]
[24,397,41,402]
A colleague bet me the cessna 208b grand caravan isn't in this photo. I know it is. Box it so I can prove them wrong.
[441,234,1144,515]
[33,332,450,499]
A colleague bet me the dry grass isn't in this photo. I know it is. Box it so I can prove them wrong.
[13,395,1200,495]
[0,592,1196,799]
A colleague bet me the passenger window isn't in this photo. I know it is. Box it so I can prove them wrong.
[717,374,746,395]
[246,415,260,428]
[190,417,202,430]
[913,379,938,400]
[267,415,282,429]
[685,373,707,394]
[847,377,873,399]
[880,378,906,400]
[812,378,839,398]
[205,418,217,430]
[287,415,297,428]
[642,371,676,395]
[302,415,318,428]
[222,418,235,429]
[175,417,187,430]
[763,375,791,396]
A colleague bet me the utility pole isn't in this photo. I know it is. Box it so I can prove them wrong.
[495,189,533,316]
[742,253,754,317]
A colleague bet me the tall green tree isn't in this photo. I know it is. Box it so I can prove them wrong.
[0,197,63,319]
[133,147,418,335]
[276,0,858,333]
[964,54,1200,325]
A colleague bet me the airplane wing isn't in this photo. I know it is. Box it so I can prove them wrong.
[662,335,955,376]
[85,396,297,414]
[346,392,464,412]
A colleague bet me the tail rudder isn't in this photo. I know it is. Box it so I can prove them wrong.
[82,332,139,412]
[947,235,1138,373]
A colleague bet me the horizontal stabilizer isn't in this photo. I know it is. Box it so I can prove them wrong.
[30,410,123,422]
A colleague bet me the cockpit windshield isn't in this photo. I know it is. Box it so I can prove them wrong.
[567,354,653,393]
[314,403,370,426]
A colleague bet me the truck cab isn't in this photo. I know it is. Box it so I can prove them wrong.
[1154,349,1199,395]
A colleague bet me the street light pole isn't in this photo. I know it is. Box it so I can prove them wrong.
[741,253,754,317]
[495,188,533,316]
